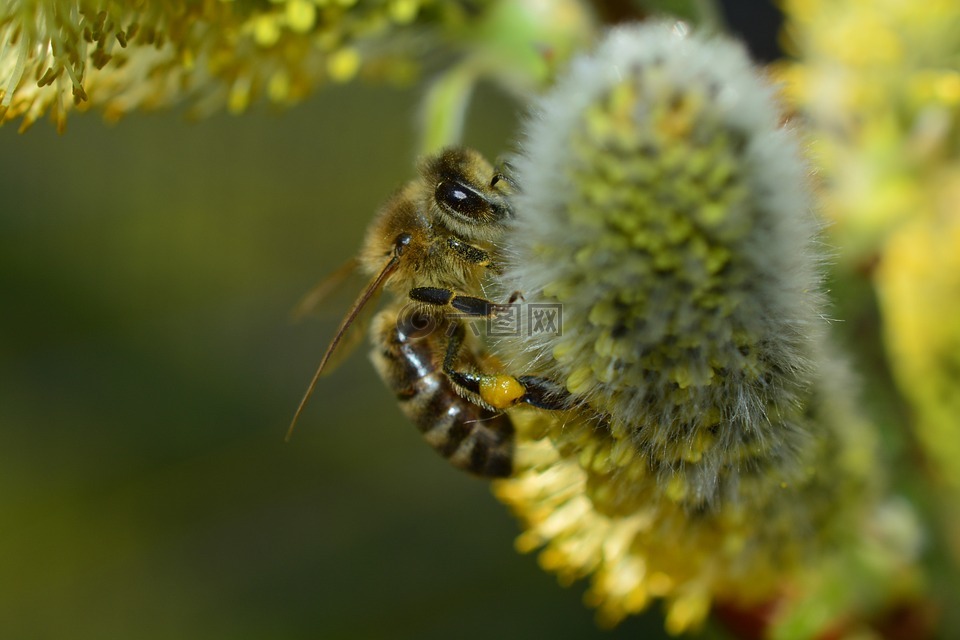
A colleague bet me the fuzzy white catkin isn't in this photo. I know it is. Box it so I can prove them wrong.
[497,22,830,507]
[494,23,914,638]
[490,23,905,631]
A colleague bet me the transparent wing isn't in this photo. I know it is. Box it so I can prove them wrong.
[313,285,381,377]
[291,256,361,322]
[290,256,370,378]
[286,255,401,440]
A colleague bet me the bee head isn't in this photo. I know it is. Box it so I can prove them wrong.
[423,147,513,241]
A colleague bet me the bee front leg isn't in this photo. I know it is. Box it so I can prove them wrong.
[445,237,508,275]
[441,319,572,412]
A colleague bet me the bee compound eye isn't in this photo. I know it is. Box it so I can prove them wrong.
[435,180,492,221]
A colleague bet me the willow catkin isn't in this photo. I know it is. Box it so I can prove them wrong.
[491,22,915,633]
[0,0,486,131]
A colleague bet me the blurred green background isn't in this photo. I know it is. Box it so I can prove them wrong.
[0,83,689,639]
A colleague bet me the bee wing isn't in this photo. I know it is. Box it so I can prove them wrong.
[291,257,361,322]
[290,255,378,377]
[286,255,401,441]
[313,284,380,377]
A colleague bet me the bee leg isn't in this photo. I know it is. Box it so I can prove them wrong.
[444,237,508,276]
[409,287,499,317]
[441,321,574,412]
[409,286,524,319]
[446,237,511,276]
[441,320,488,399]
[446,237,490,265]
[515,376,574,411]
[491,158,518,190]
[441,321,524,410]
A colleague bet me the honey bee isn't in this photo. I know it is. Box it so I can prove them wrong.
[289,147,568,477]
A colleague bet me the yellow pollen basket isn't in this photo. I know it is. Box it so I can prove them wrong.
[480,374,526,409]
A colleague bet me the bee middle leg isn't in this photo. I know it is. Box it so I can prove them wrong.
[441,320,571,412]
[408,286,498,317]
[409,286,524,317]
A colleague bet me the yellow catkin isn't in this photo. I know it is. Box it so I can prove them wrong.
[0,0,495,129]
[780,0,960,576]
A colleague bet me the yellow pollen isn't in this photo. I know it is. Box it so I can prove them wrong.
[480,374,526,409]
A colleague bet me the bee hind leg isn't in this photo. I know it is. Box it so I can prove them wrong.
[514,376,572,410]
[442,321,573,412]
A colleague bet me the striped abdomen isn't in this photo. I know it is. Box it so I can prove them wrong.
[370,309,514,478]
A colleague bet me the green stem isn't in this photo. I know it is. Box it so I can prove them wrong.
[418,62,478,155]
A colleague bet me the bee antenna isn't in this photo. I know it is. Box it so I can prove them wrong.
[285,255,401,441]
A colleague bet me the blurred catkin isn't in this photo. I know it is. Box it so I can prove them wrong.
[492,22,920,634]
[0,0,490,131]
[778,0,960,572]
[0,0,595,134]
[1,0,451,130]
